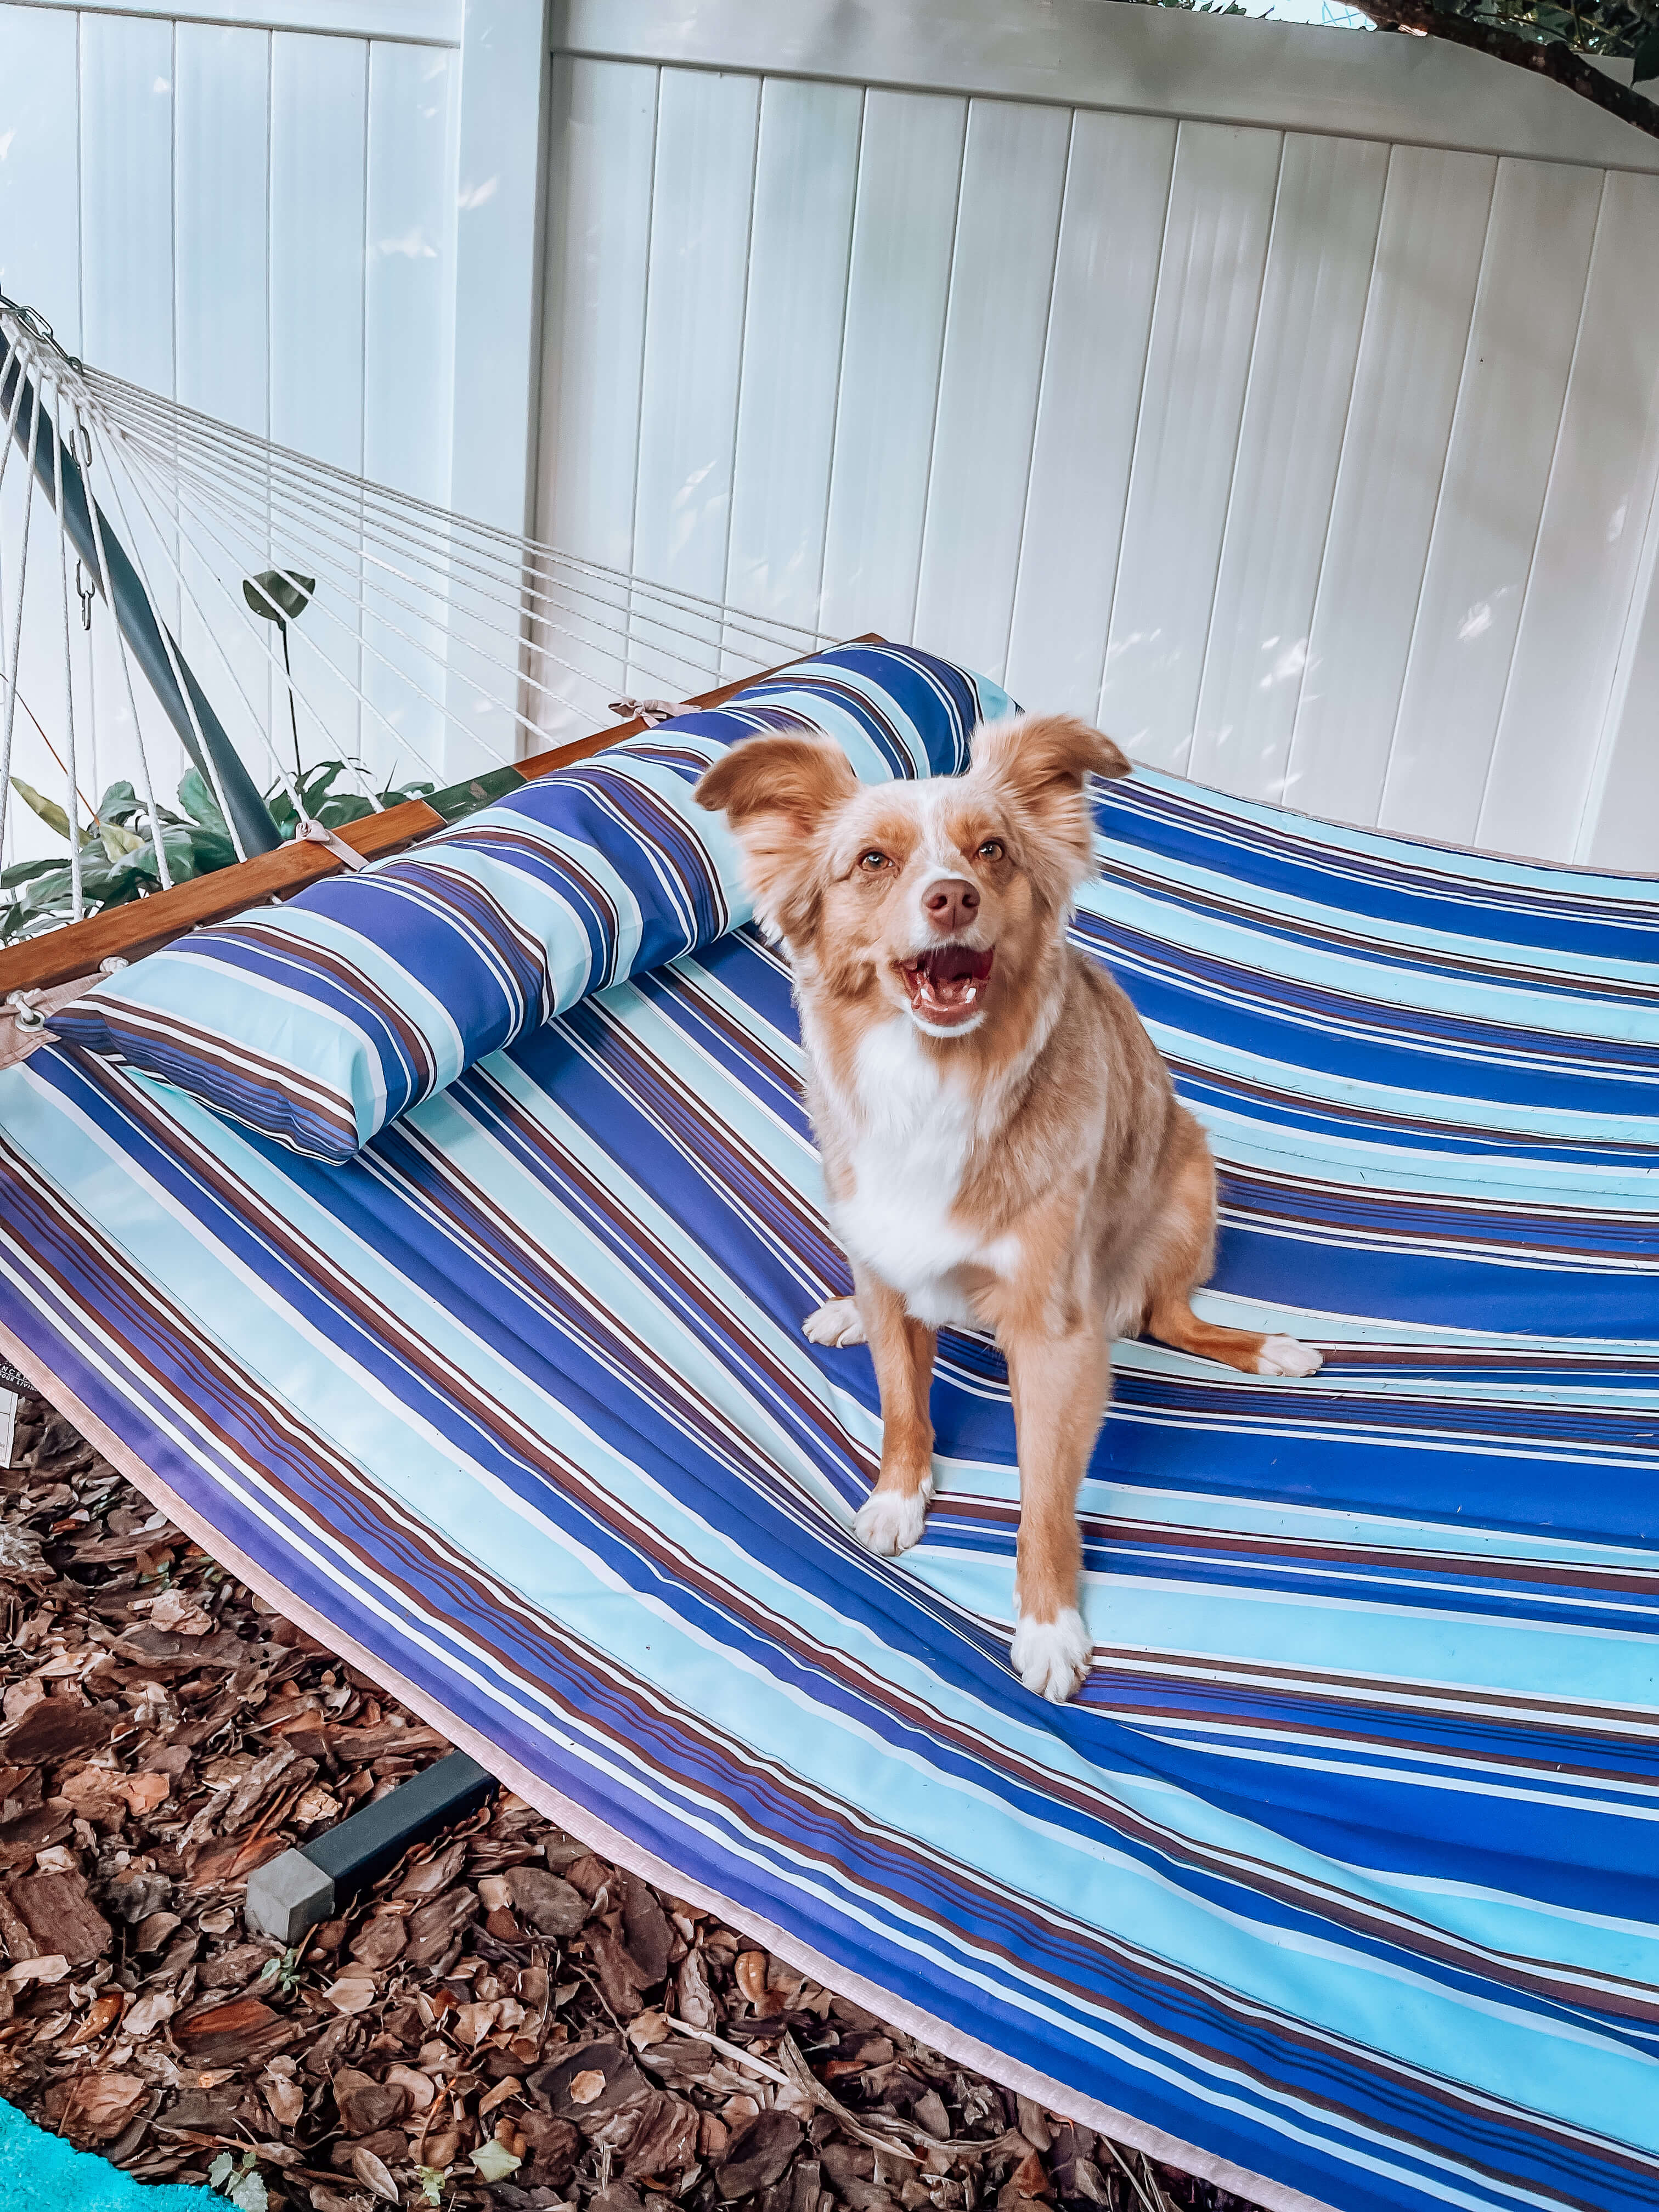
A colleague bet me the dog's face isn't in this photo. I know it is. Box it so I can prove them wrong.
[695,715,1131,1042]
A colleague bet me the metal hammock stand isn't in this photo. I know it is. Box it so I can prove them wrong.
[0,294,847,1012]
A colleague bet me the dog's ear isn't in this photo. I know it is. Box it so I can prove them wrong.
[970,714,1129,881]
[695,735,859,942]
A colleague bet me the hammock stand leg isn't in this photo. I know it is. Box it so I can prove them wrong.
[0,326,283,857]
[246,1752,497,1946]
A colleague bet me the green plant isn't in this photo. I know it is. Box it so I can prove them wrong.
[207,2147,268,2210]
[1,758,434,945]
[242,568,317,782]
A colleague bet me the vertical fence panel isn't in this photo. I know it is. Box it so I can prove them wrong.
[0,5,82,349]
[174,24,273,793]
[270,31,370,780]
[1004,111,1173,720]
[1380,157,1603,844]
[534,55,658,737]
[80,13,176,397]
[1097,121,1282,771]
[629,66,760,696]
[1477,169,1659,861]
[1284,145,1495,830]
[724,75,862,644]
[1188,132,1387,800]
[363,38,459,783]
[912,98,1071,680]
[819,88,966,647]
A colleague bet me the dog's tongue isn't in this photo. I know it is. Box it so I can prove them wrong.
[928,945,993,987]
[906,943,994,1020]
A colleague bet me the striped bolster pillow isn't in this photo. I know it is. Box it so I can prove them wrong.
[53,643,1014,1163]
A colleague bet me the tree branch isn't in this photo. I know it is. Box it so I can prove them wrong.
[1352,0,1659,139]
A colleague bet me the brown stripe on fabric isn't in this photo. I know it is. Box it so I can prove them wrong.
[391,857,556,1023]
[1107,778,1657,929]
[1099,852,1659,1005]
[1087,1645,1659,1735]
[934,1500,1659,1602]
[442,827,625,991]
[226,917,439,1101]
[75,1002,360,1146]
[1161,1050,1659,1164]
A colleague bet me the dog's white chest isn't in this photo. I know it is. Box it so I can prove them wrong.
[832,1019,982,1323]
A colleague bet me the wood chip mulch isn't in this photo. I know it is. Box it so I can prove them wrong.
[0,1389,1256,2212]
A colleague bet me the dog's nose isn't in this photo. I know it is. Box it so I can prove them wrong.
[923,878,980,933]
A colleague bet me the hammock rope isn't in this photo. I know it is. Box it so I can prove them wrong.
[0,296,833,918]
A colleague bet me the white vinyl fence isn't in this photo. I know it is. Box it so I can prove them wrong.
[3,0,1657,873]
[538,0,1659,871]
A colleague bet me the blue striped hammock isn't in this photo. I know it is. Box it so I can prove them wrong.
[1,654,1656,2212]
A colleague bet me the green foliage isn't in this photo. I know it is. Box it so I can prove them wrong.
[208,2147,268,2210]
[1,759,435,944]
[1433,0,1659,59]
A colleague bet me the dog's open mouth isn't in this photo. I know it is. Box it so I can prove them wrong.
[899,944,995,1026]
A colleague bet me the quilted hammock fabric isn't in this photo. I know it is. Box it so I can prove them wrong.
[1,711,1657,2212]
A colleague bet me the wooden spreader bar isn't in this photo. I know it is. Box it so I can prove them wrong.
[0,640,867,1001]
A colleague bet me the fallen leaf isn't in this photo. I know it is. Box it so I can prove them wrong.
[263,2071,305,2127]
[454,1999,503,2047]
[147,1590,213,1634]
[4,1952,69,1987]
[471,2138,522,2182]
[383,2063,435,2112]
[346,1914,405,1970]
[324,1971,378,2016]
[55,2070,147,2147]
[735,1950,769,2007]
[351,2143,400,2202]
[119,1771,172,1815]
[65,1989,125,2045]
[570,2068,607,2106]
[506,1863,586,1938]
[718,2111,805,2199]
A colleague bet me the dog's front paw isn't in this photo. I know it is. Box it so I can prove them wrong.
[854,1477,933,1556]
[1255,1334,1322,1378]
[1011,1608,1092,1703]
[804,1296,866,1348]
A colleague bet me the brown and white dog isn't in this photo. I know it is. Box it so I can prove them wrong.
[696,714,1319,1703]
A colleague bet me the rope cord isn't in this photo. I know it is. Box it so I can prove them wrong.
[90,371,829,663]
[49,375,84,919]
[108,415,527,776]
[104,393,789,698]
[0,364,43,876]
[66,353,253,864]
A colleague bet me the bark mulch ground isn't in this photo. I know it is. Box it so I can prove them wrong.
[0,1389,1255,2212]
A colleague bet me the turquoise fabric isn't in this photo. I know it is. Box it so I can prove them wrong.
[0,2095,221,2211]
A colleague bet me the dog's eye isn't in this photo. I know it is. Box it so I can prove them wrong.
[977,839,1004,861]
[857,850,890,872]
